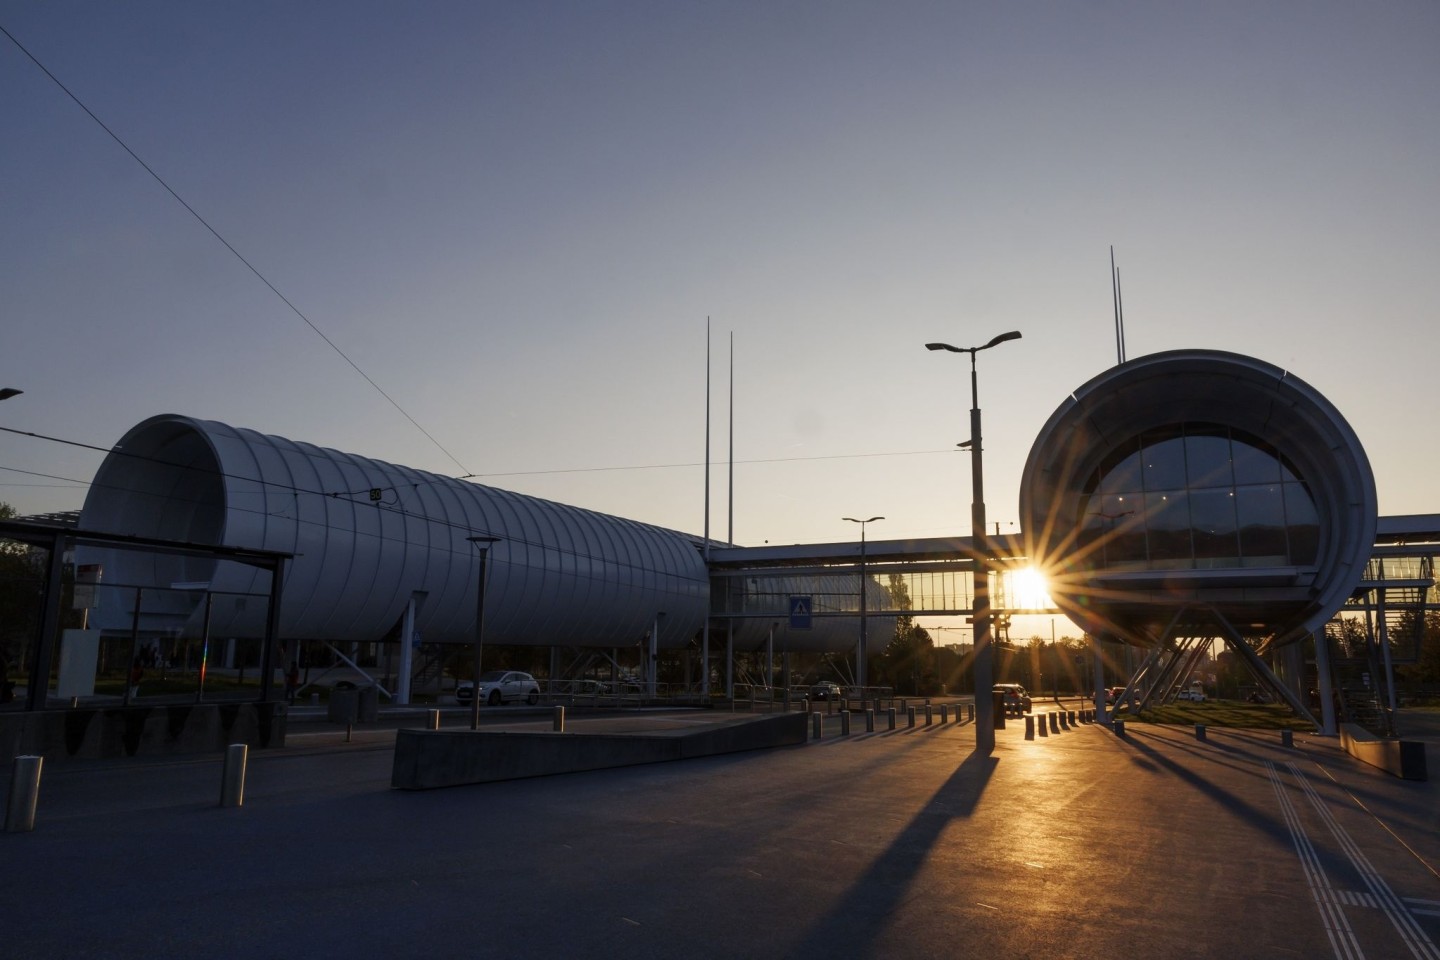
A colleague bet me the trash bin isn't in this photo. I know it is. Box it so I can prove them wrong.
[357,685,379,723]
[328,687,359,724]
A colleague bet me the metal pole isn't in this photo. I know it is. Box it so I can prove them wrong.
[467,537,499,730]
[1314,629,1337,736]
[397,595,416,706]
[124,587,143,706]
[844,516,883,701]
[858,528,867,694]
[197,593,214,702]
[970,354,995,756]
[766,624,774,697]
[650,613,661,698]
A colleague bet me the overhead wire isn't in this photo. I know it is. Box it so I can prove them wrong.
[1,425,970,582]
[0,21,472,477]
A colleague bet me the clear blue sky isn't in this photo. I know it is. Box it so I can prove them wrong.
[3,1,1437,571]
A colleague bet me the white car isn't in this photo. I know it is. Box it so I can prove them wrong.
[456,670,541,707]
[1175,689,1207,703]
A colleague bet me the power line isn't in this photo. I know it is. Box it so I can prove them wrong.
[467,447,961,479]
[0,21,473,477]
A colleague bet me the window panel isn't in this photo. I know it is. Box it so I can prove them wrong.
[1190,488,1238,564]
[1140,434,1188,491]
[1284,482,1320,563]
[1185,434,1234,489]
[1236,484,1288,564]
[1096,448,1143,496]
[1145,490,1191,566]
[1232,439,1282,484]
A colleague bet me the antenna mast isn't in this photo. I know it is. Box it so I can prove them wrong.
[1110,246,1128,364]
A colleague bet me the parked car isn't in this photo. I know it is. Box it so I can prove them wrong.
[456,670,541,706]
[809,681,843,701]
[993,683,1032,712]
[1175,688,1207,703]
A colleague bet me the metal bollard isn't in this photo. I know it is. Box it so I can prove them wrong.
[812,712,823,739]
[6,755,43,832]
[1114,719,1126,736]
[841,710,851,735]
[553,705,565,732]
[1068,710,1077,726]
[888,707,897,731]
[925,704,933,726]
[1049,713,1059,733]
[1038,714,1049,737]
[1060,712,1070,729]
[940,705,949,724]
[967,703,975,722]
[1195,723,1206,741]
[1024,715,1034,740]
[219,743,247,808]
[1281,729,1293,748]
[865,709,875,733]
[907,707,916,728]
[427,709,441,730]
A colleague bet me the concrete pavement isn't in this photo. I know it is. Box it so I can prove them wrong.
[4,705,1438,959]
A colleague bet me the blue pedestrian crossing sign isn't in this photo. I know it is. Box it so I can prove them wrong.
[788,595,813,629]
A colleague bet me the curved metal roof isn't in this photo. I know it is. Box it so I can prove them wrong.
[78,415,710,648]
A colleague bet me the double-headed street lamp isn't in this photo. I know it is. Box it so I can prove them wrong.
[843,515,884,694]
[926,330,1022,755]
[466,535,502,730]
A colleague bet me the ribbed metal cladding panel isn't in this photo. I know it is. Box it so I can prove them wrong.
[79,415,710,648]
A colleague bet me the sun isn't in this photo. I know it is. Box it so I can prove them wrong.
[1009,566,1053,610]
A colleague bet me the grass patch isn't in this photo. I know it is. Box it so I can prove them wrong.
[1113,699,1316,730]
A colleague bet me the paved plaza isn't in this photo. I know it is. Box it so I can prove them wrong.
[4,704,1439,959]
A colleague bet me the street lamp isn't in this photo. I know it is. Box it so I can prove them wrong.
[0,388,22,401]
[466,535,501,730]
[926,330,1022,755]
[843,515,883,696]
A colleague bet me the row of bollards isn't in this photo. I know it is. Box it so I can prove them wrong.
[809,702,974,740]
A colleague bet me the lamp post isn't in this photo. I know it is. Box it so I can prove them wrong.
[0,388,22,401]
[843,515,883,696]
[927,330,1021,755]
[466,535,501,730]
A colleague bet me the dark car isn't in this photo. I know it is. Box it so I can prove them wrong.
[809,681,843,701]
[993,683,1032,712]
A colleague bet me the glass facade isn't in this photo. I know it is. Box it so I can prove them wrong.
[1078,424,1319,571]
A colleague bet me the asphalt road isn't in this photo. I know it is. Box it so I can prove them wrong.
[4,707,1438,960]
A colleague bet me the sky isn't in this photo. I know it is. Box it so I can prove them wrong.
[3,1,1438,613]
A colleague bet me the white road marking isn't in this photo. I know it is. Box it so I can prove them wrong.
[1267,760,1365,960]
[1288,762,1440,960]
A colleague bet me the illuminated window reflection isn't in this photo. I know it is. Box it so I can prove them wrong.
[1079,424,1318,571]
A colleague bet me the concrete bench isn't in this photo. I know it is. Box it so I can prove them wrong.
[391,711,807,789]
[1339,723,1427,781]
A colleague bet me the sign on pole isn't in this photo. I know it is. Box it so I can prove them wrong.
[788,596,813,629]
